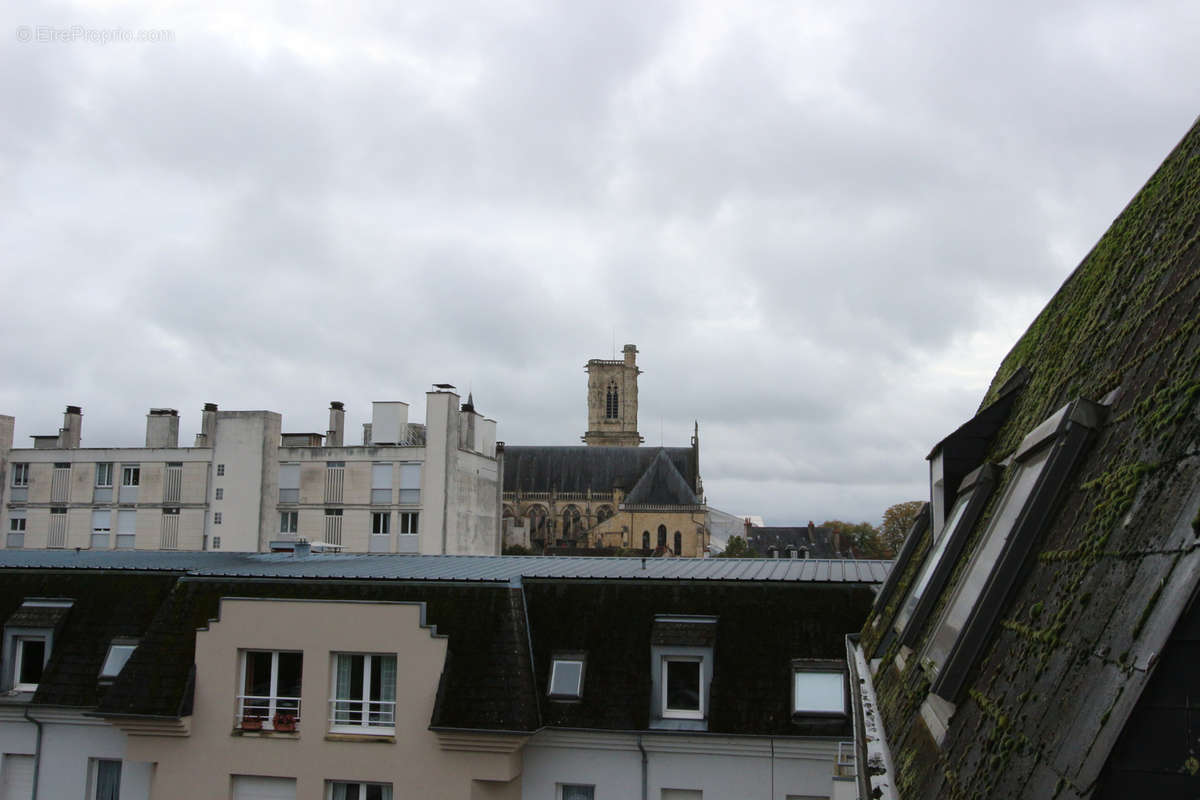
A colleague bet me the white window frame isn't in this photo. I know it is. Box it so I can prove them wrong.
[280,511,298,534]
[326,782,393,800]
[13,635,48,691]
[548,656,586,700]
[215,487,224,500]
[371,512,390,536]
[95,462,113,488]
[238,650,302,731]
[99,640,138,682]
[88,757,122,800]
[214,512,222,525]
[791,664,847,715]
[557,784,595,800]
[399,512,419,535]
[216,463,225,476]
[329,653,397,734]
[121,465,140,487]
[661,655,705,720]
[11,463,29,487]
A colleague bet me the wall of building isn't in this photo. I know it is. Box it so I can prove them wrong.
[521,730,840,800]
[126,598,521,799]
[0,709,152,800]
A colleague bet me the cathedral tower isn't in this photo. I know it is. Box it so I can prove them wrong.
[582,344,643,446]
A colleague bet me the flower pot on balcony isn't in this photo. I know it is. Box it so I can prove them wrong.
[240,716,264,731]
[272,713,297,733]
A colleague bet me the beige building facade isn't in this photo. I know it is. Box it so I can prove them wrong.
[0,391,502,555]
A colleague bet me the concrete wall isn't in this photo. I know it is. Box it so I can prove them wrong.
[522,730,839,800]
[127,598,521,799]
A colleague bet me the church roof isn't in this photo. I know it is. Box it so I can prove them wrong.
[622,448,702,506]
[503,445,694,494]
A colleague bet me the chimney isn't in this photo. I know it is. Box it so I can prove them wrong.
[768,545,779,559]
[623,343,638,367]
[59,405,82,448]
[787,545,798,559]
[195,403,218,446]
[744,518,753,537]
[326,401,345,447]
[293,539,311,558]
[808,520,815,534]
[145,408,180,448]
[362,423,373,445]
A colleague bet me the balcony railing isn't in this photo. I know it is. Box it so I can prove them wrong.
[835,740,857,778]
[328,697,396,732]
[236,694,301,731]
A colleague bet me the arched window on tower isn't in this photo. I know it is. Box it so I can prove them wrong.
[673,531,682,556]
[657,525,667,549]
[643,531,651,550]
[605,382,619,420]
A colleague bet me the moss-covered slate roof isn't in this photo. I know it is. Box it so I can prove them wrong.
[860,116,1200,798]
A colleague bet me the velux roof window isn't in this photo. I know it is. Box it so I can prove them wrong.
[548,653,586,700]
[99,639,138,683]
[792,660,847,716]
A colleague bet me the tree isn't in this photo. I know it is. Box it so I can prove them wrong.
[716,535,758,557]
[879,501,925,554]
[823,520,890,559]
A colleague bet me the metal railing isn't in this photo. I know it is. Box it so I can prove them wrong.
[328,697,396,730]
[235,694,301,730]
[836,740,857,777]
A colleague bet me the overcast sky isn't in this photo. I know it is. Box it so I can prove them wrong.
[3,1,1198,526]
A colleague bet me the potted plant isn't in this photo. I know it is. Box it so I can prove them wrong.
[240,715,264,731]
[272,711,297,732]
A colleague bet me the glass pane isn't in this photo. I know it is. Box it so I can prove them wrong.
[793,671,845,713]
[665,660,700,711]
[19,639,45,685]
[550,660,583,696]
[925,445,1052,674]
[245,652,272,699]
[895,491,973,633]
[100,644,137,678]
[277,652,303,700]
[96,759,122,800]
[561,785,594,800]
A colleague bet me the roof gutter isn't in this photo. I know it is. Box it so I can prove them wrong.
[23,706,43,800]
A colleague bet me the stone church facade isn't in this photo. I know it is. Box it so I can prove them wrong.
[503,345,710,556]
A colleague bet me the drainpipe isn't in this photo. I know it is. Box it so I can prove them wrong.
[637,734,648,800]
[23,706,43,799]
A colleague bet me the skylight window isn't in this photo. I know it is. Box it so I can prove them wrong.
[99,641,138,682]
[548,655,585,700]
[792,663,846,715]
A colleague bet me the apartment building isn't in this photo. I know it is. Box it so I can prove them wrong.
[0,550,889,800]
[0,389,501,556]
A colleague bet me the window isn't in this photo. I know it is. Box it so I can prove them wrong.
[280,511,298,534]
[95,463,113,488]
[662,656,704,719]
[7,511,26,549]
[792,661,846,715]
[11,463,29,487]
[548,655,586,700]
[99,640,137,682]
[116,510,136,549]
[371,463,392,505]
[658,525,667,549]
[212,536,222,549]
[560,786,595,800]
[643,531,650,549]
[399,512,418,535]
[371,512,390,535]
[214,512,222,525]
[217,464,225,476]
[331,653,396,733]
[91,510,112,549]
[397,464,420,504]
[238,650,302,730]
[13,636,47,691]
[893,468,996,648]
[121,465,140,486]
[606,380,619,419]
[921,398,1103,706]
[48,508,67,548]
[328,783,392,800]
[91,758,122,800]
[673,531,682,556]
[215,487,224,500]
[279,463,300,503]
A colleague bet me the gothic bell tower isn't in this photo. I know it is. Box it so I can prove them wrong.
[582,344,643,446]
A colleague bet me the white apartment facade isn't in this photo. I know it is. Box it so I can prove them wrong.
[0,389,502,555]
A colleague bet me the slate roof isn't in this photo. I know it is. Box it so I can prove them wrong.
[748,526,847,558]
[0,572,180,708]
[0,551,893,583]
[855,116,1200,798]
[503,445,695,494]
[622,448,702,506]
